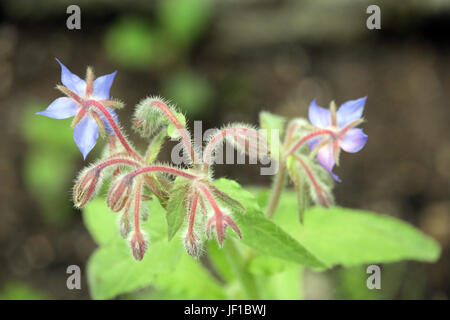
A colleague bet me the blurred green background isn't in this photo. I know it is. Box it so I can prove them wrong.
[0,0,448,299]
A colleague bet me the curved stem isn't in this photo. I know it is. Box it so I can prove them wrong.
[284,121,298,147]
[293,154,332,207]
[86,99,142,160]
[152,100,195,163]
[187,190,199,234]
[96,157,142,171]
[127,165,198,180]
[285,129,336,157]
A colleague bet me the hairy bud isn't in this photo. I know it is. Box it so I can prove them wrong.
[225,125,269,158]
[73,167,102,208]
[129,231,148,261]
[184,231,202,258]
[132,96,181,138]
[203,124,269,166]
[107,174,134,212]
[292,154,334,209]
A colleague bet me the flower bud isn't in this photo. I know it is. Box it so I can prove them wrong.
[107,174,133,212]
[129,231,148,261]
[184,231,202,258]
[73,167,101,208]
[132,96,175,138]
[309,182,334,208]
[225,125,269,158]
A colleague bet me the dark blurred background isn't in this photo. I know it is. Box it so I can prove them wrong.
[0,0,448,299]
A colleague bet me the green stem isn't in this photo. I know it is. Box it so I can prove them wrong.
[265,161,287,218]
[223,239,260,299]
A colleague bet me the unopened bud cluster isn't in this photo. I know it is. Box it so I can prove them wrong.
[38,60,368,262]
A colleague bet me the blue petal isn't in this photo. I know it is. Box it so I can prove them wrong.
[36,97,78,119]
[340,128,368,153]
[73,115,99,159]
[307,137,320,151]
[56,58,86,95]
[308,100,331,128]
[317,144,341,182]
[329,171,341,183]
[317,143,335,173]
[93,71,117,100]
[336,96,366,128]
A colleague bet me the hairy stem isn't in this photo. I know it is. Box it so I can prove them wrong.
[86,99,142,160]
[187,190,199,234]
[128,165,198,180]
[134,179,143,233]
[152,100,195,163]
[265,160,286,218]
[285,129,336,157]
[265,121,302,218]
[96,157,142,171]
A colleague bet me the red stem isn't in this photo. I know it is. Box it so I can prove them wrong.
[198,184,222,218]
[127,165,198,180]
[134,179,143,233]
[152,100,195,163]
[203,129,228,168]
[285,129,336,157]
[188,190,199,234]
[293,155,329,206]
[96,157,142,171]
[86,99,142,160]
[202,128,260,170]
[284,122,298,148]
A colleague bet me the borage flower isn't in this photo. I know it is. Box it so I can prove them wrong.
[36,59,122,159]
[306,97,368,181]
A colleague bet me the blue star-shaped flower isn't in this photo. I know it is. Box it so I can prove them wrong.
[307,97,368,182]
[37,59,118,159]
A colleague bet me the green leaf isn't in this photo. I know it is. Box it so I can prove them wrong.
[247,254,289,276]
[260,265,303,299]
[214,178,260,213]
[233,208,325,268]
[206,241,236,283]
[214,179,325,269]
[165,178,189,240]
[167,110,187,139]
[84,198,183,299]
[259,111,286,137]
[271,191,441,268]
[83,199,119,246]
[259,111,286,159]
[152,254,226,299]
[87,238,181,300]
[144,129,167,163]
